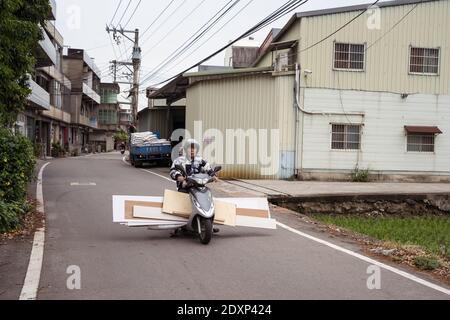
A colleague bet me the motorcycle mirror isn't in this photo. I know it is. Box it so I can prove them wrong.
[214,166,222,173]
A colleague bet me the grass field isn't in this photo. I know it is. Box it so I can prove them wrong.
[313,215,450,259]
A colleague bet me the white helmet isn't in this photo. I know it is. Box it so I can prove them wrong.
[184,139,200,156]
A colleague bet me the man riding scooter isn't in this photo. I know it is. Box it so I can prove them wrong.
[170,139,220,234]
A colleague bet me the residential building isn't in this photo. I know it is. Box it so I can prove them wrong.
[63,48,101,154]
[18,0,73,157]
[90,83,121,152]
[224,37,261,68]
[149,0,450,181]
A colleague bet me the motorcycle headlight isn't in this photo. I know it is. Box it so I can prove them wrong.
[194,177,209,185]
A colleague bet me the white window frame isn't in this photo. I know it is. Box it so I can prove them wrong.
[330,123,363,151]
[333,41,366,72]
[408,45,440,76]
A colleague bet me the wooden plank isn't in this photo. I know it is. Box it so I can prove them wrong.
[133,206,188,222]
[235,216,277,230]
[124,201,163,221]
[214,200,236,227]
[162,190,192,215]
[236,208,270,218]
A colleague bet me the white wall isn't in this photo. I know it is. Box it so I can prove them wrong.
[301,88,450,174]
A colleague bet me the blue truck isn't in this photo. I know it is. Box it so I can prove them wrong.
[129,132,172,168]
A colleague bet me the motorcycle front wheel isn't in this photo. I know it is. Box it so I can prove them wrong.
[198,217,213,245]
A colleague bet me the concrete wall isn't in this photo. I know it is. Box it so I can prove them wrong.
[300,88,450,176]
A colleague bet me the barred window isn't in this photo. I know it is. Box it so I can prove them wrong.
[332,124,362,150]
[407,134,435,153]
[98,110,118,125]
[334,43,365,71]
[410,47,439,75]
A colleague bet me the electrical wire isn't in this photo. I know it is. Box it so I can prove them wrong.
[109,0,123,26]
[140,0,241,84]
[139,0,189,49]
[149,0,256,82]
[300,0,381,53]
[142,0,309,88]
[123,0,142,29]
[116,0,133,27]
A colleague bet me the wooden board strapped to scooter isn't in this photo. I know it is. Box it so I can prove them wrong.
[112,191,277,230]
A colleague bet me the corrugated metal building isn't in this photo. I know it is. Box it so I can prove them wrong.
[150,0,450,181]
[185,68,296,179]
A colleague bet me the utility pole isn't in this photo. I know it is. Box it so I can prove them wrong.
[106,26,141,129]
[131,29,141,130]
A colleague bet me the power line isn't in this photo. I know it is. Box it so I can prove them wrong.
[112,0,180,63]
[123,0,142,29]
[366,2,420,51]
[140,0,241,84]
[143,0,309,88]
[152,0,256,81]
[142,0,178,36]
[109,0,123,26]
[300,0,381,53]
[139,0,188,49]
[116,0,133,27]
[140,0,208,58]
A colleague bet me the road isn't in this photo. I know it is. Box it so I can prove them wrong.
[35,152,449,300]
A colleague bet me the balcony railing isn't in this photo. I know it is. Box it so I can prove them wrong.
[49,0,56,20]
[79,115,98,129]
[82,83,101,104]
[38,65,72,90]
[37,27,57,67]
[42,105,71,123]
[27,77,50,110]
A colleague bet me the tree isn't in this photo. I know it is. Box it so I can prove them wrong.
[0,0,51,127]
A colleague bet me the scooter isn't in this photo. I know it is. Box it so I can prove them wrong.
[120,145,126,155]
[148,165,222,245]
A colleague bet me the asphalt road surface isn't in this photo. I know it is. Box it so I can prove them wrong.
[35,153,449,300]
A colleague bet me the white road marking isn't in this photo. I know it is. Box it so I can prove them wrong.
[19,162,51,300]
[70,182,97,186]
[141,169,175,183]
[277,222,450,297]
[124,155,173,183]
[138,163,450,296]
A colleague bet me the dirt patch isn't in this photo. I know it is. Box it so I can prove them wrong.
[272,196,450,217]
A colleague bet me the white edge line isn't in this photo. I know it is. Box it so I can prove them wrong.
[277,222,450,296]
[123,155,173,184]
[19,162,51,300]
[141,169,175,183]
[137,165,450,296]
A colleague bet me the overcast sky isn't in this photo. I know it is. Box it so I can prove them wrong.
[55,0,388,109]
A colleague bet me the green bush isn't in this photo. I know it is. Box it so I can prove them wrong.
[351,166,370,182]
[0,128,36,204]
[114,130,128,143]
[0,200,24,233]
[413,256,441,271]
[51,141,64,158]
